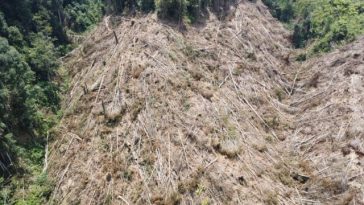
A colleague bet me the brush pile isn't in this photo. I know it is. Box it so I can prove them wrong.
[49,0,364,204]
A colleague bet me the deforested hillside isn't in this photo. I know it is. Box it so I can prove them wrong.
[48,0,364,204]
[284,37,364,204]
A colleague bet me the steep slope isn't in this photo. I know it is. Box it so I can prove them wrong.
[48,0,364,204]
[285,38,364,204]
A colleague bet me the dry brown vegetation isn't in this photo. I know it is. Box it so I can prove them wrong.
[48,0,364,204]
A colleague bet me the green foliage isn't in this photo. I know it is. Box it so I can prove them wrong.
[296,53,307,61]
[0,37,35,131]
[0,130,55,204]
[33,7,54,36]
[6,27,24,48]
[185,0,202,23]
[26,34,59,81]
[0,13,8,35]
[309,0,364,52]
[102,0,233,23]
[262,0,294,22]
[156,0,207,23]
[155,0,224,23]
[0,156,54,205]
[157,0,186,21]
[264,0,364,53]
[64,0,104,32]
[138,0,156,12]
[0,0,103,203]
[100,0,228,23]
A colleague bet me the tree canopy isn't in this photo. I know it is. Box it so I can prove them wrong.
[264,0,364,53]
[0,0,104,203]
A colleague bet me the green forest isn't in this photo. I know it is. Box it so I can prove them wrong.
[263,0,364,53]
[0,0,103,204]
[0,0,363,204]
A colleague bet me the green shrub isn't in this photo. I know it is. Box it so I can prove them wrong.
[138,0,156,12]
[305,0,363,52]
[262,0,294,22]
[0,0,103,203]
[157,0,186,21]
[296,53,307,61]
[264,0,364,52]
[64,0,104,32]
[186,0,201,23]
